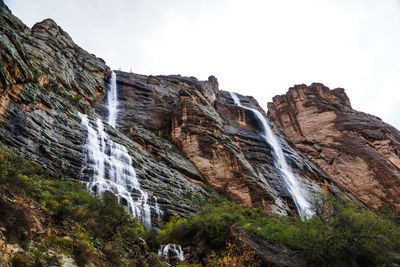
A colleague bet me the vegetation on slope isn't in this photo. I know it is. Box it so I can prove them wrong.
[160,199,400,266]
[0,145,166,266]
[1,144,400,266]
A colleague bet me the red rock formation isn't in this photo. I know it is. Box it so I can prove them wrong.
[112,72,334,216]
[113,73,289,213]
[268,83,400,210]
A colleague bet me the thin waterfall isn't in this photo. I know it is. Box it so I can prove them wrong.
[229,92,314,218]
[107,71,118,128]
[78,71,162,227]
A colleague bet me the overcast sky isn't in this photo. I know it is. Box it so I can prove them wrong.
[6,0,400,129]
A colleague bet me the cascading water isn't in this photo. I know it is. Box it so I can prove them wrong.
[229,92,314,218]
[78,71,162,227]
[158,244,185,262]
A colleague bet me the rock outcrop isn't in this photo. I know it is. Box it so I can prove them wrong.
[268,83,400,210]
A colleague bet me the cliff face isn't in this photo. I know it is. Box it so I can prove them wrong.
[97,72,335,216]
[0,3,214,220]
[0,0,332,221]
[2,1,400,266]
[3,0,394,222]
[268,83,400,210]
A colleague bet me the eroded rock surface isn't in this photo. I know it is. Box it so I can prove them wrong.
[268,83,400,210]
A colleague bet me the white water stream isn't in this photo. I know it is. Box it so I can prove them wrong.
[229,92,314,218]
[107,71,118,128]
[79,71,162,227]
[158,244,185,262]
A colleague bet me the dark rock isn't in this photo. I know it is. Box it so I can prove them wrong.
[0,0,10,13]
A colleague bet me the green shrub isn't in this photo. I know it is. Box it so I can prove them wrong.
[159,199,243,249]
[146,252,170,267]
[73,240,93,266]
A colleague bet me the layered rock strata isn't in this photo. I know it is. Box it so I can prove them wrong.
[99,72,333,215]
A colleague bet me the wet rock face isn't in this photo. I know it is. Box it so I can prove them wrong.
[107,71,330,215]
[268,83,400,210]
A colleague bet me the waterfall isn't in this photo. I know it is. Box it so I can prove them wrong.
[158,244,185,262]
[78,72,162,227]
[229,92,314,218]
[107,71,118,128]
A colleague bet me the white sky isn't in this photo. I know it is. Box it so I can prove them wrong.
[6,0,400,129]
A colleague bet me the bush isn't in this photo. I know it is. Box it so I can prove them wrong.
[244,198,400,266]
[159,199,246,249]
[73,240,93,266]
[12,253,31,267]
[207,241,259,267]
[0,198,34,249]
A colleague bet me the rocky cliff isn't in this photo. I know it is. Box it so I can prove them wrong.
[0,3,336,265]
[2,1,400,265]
[0,0,334,220]
[97,72,336,216]
[0,2,216,221]
[268,83,400,211]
